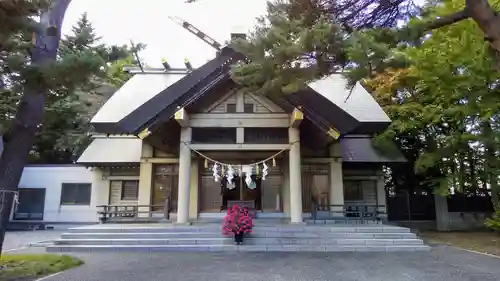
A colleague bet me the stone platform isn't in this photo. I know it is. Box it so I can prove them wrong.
[45,222,429,253]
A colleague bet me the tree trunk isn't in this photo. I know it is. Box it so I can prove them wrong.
[482,120,499,204]
[423,0,500,68]
[450,156,457,192]
[0,87,45,254]
[466,0,500,56]
[468,148,478,193]
[0,0,72,256]
[459,151,466,193]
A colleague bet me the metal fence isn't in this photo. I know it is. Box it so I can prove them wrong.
[447,194,494,213]
[387,190,436,221]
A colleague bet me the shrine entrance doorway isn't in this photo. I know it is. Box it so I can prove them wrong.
[199,156,282,213]
[222,174,262,211]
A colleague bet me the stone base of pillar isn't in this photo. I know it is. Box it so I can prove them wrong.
[379,214,388,224]
[173,222,193,226]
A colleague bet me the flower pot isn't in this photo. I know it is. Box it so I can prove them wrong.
[234,232,244,244]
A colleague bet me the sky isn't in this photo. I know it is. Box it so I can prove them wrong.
[62,0,268,68]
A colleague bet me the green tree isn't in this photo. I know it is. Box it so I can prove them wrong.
[29,13,146,164]
[360,0,500,201]
[0,0,75,256]
[230,0,500,94]
[231,0,347,95]
[0,1,143,254]
[231,0,500,209]
[30,12,105,163]
[0,0,143,254]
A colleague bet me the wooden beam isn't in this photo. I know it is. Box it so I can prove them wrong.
[102,175,140,180]
[141,157,180,163]
[189,143,290,151]
[236,128,244,143]
[201,151,287,160]
[203,89,237,112]
[302,158,341,164]
[91,134,138,139]
[290,108,304,128]
[174,107,189,127]
[189,113,289,127]
[247,93,285,113]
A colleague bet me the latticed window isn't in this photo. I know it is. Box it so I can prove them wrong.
[344,181,364,201]
[226,103,236,113]
[243,103,254,113]
[244,128,288,144]
[121,180,139,200]
[192,128,236,143]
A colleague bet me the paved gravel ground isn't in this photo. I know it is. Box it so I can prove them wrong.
[3,230,65,251]
[28,245,500,281]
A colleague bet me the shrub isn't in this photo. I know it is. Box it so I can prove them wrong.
[486,204,500,231]
[222,205,254,235]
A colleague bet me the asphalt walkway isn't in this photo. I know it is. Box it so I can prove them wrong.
[35,245,500,281]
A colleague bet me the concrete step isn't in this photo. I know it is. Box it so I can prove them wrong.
[54,238,424,246]
[67,225,411,234]
[60,231,417,240]
[46,244,430,253]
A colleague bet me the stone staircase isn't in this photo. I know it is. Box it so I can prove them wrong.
[45,223,429,253]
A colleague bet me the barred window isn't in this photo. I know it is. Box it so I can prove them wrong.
[60,183,91,205]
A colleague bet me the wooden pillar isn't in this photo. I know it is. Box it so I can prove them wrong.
[289,127,303,223]
[176,127,192,224]
[138,142,153,218]
[329,160,344,215]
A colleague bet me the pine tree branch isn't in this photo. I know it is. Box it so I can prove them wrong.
[421,8,469,31]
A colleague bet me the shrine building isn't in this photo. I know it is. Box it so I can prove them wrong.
[77,46,405,224]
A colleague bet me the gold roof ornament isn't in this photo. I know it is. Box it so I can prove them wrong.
[137,128,152,139]
[327,128,340,140]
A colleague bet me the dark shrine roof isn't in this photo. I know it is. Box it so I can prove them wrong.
[340,135,406,163]
[90,46,391,137]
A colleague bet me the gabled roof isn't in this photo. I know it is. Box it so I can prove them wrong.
[308,75,391,123]
[92,47,243,134]
[92,73,185,132]
[77,136,142,165]
[90,47,390,136]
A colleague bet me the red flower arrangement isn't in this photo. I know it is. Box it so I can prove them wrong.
[222,205,254,236]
